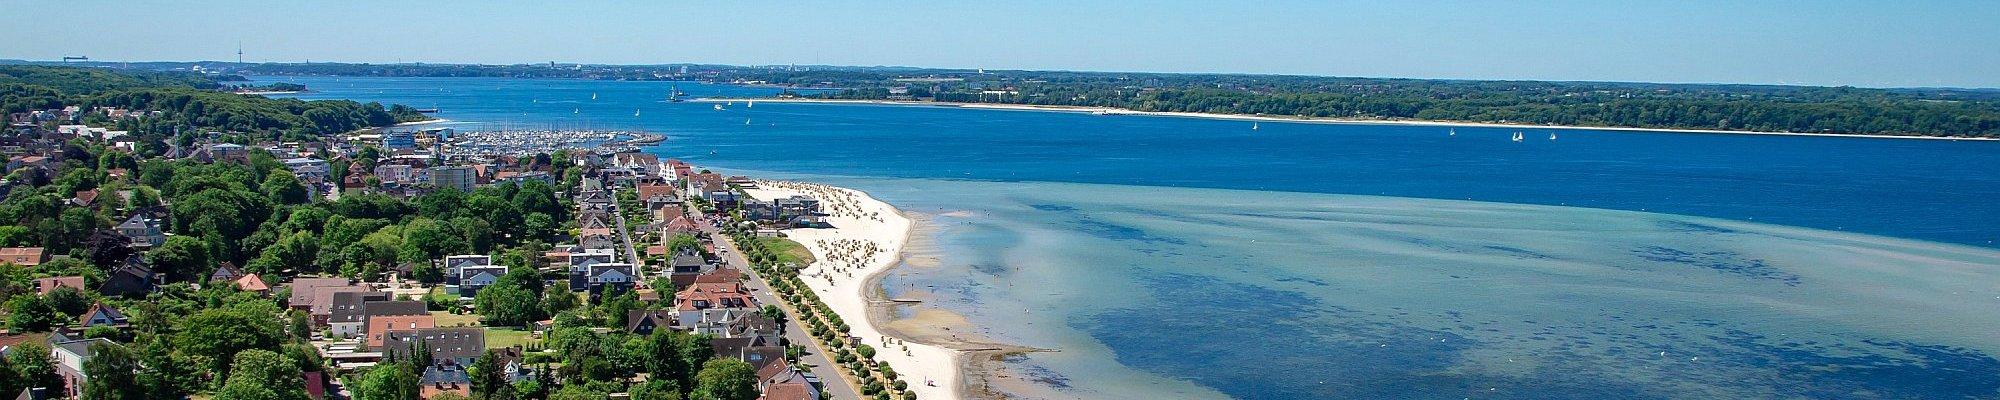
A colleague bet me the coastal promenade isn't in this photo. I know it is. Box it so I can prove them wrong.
[701,214,865,400]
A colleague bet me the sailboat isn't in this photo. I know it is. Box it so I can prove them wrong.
[713,104,724,111]
[1252,122,1260,130]
[634,109,641,117]
[1449,128,1456,136]
[745,118,752,125]
[573,107,579,114]
[1511,131,1524,142]
[747,100,754,108]
[1549,132,1557,141]
[592,92,598,100]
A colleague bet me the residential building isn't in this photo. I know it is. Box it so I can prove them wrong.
[674,281,757,336]
[457,265,508,298]
[0,247,46,266]
[429,166,476,192]
[115,214,165,249]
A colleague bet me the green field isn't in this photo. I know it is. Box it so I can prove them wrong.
[486,328,536,349]
[758,237,817,266]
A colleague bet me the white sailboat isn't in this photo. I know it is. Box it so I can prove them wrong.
[573,107,579,114]
[713,104,724,111]
[1449,128,1456,136]
[747,100,755,108]
[592,92,598,100]
[634,109,641,117]
[1549,132,1557,140]
[1511,131,1524,142]
[1252,122,1260,130]
[745,118,752,125]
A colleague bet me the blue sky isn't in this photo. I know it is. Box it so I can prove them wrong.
[4,0,1996,88]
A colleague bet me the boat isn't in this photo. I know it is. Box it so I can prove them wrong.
[1252,122,1260,130]
[714,104,724,111]
[1512,131,1524,142]
[1449,128,1456,136]
[747,100,754,108]
[573,108,579,114]
[1549,132,1557,140]
[634,109,641,117]
[745,118,752,125]
[592,92,597,100]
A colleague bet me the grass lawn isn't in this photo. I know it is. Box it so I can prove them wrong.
[431,311,483,328]
[758,236,817,266]
[486,328,536,349]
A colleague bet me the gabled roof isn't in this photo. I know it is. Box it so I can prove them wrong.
[32,276,83,295]
[366,315,437,349]
[234,273,271,292]
[210,262,244,282]
[78,303,127,327]
[625,309,676,332]
[286,277,358,306]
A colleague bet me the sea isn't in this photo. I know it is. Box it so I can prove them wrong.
[267,76,2000,399]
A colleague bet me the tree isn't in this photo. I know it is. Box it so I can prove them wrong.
[147,235,212,282]
[473,279,541,328]
[630,379,682,400]
[136,337,200,398]
[470,350,507,400]
[540,284,578,318]
[0,353,20,400]
[83,341,143,400]
[6,343,62,395]
[692,358,759,400]
[175,303,286,375]
[214,349,309,400]
[45,286,88,317]
[353,364,420,400]
[263,171,310,204]
[5,295,62,332]
[84,229,134,269]
[646,330,692,389]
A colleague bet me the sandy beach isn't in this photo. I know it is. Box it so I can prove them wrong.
[700,98,1997,141]
[742,182,967,400]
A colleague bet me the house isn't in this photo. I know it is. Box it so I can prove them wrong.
[357,300,430,340]
[429,166,476,193]
[457,265,508,298]
[566,250,616,291]
[579,228,617,250]
[490,347,537,384]
[32,276,84,296]
[367,314,438,349]
[235,273,272,294]
[625,309,677,335]
[78,303,129,329]
[374,164,416,184]
[49,332,114,398]
[384,327,485,393]
[114,214,165,249]
[67,189,99,207]
[442,254,492,285]
[328,292,393,338]
[287,277,365,324]
[205,143,248,163]
[724,313,782,344]
[586,263,635,299]
[664,215,701,236]
[98,264,154,298]
[0,247,46,266]
[209,262,245,284]
[674,281,757,336]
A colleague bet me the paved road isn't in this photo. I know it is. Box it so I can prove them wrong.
[608,187,644,276]
[706,221,864,400]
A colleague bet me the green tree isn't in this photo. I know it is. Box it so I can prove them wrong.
[148,235,212,282]
[213,349,309,400]
[630,379,683,400]
[354,364,421,400]
[175,303,286,375]
[539,284,578,318]
[45,286,88,316]
[5,295,62,332]
[6,342,62,396]
[82,341,143,400]
[263,171,310,205]
[691,358,759,400]
[474,281,541,328]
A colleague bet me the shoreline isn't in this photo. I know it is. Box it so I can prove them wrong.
[743,182,982,400]
[698,97,1999,141]
[392,118,450,126]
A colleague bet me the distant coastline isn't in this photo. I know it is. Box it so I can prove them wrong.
[699,97,2000,142]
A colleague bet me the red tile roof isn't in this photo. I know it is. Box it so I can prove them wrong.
[367,315,437,349]
[33,276,83,295]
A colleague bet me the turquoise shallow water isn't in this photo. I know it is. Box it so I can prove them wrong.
[265,76,2000,399]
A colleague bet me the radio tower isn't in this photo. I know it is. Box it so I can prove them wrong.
[237,42,244,64]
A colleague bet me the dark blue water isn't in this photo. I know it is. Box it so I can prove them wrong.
[268,75,2000,248]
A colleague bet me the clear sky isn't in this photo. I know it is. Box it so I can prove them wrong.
[4,0,1997,88]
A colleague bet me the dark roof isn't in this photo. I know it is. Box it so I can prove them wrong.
[364,300,429,317]
[328,292,392,324]
[384,327,486,365]
[625,309,676,333]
